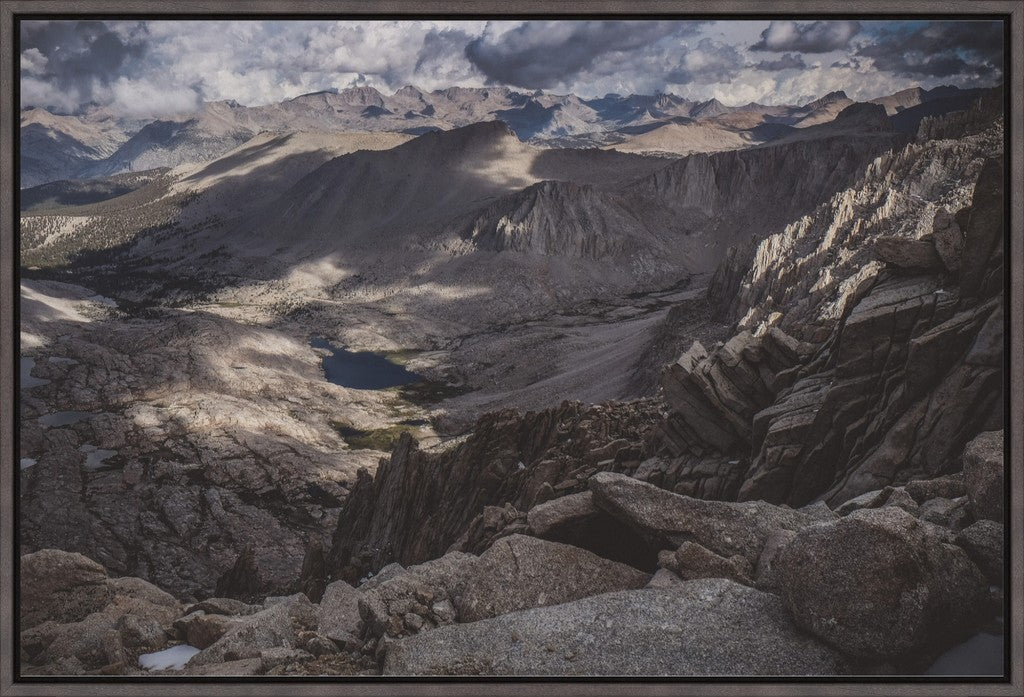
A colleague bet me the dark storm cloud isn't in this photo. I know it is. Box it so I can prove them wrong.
[751,20,861,53]
[754,53,806,71]
[416,28,471,72]
[465,20,702,89]
[857,21,1003,78]
[20,20,148,102]
[666,39,744,85]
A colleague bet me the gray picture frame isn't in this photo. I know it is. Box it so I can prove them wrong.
[1,1,1021,695]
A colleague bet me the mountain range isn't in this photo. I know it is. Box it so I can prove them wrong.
[20,84,983,188]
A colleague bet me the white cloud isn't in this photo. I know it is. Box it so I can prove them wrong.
[109,77,201,118]
[20,47,47,75]
[18,19,1004,116]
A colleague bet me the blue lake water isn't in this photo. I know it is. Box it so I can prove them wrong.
[310,337,422,390]
[80,444,117,470]
[38,411,95,427]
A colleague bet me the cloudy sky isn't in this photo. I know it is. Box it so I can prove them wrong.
[20,18,1004,116]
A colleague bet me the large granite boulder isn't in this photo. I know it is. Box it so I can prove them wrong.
[20,549,112,630]
[589,471,815,565]
[955,520,1004,585]
[456,535,649,622]
[775,507,986,660]
[873,236,944,271]
[187,593,318,667]
[659,541,753,585]
[525,491,658,570]
[383,580,848,676]
[20,549,182,675]
[317,579,362,643]
[962,430,1004,522]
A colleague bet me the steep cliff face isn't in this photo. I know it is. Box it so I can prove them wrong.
[449,180,663,260]
[620,125,908,266]
[709,120,1001,332]
[326,400,662,583]
[653,102,1003,506]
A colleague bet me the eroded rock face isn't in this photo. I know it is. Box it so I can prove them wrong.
[775,507,986,660]
[20,550,182,675]
[383,581,848,676]
[664,124,1004,508]
[456,535,650,622]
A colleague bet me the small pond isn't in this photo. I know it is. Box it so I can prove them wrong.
[38,411,96,427]
[20,357,50,389]
[310,336,422,390]
[80,444,117,470]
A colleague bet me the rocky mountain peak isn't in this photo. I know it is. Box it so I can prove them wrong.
[834,101,891,126]
[690,98,729,119]
[394,84,425,98]
[805,90,849,108]
[336,86,385,107]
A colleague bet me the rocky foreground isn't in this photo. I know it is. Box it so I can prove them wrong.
[20,428,1003,676]
[18,92,1007,677]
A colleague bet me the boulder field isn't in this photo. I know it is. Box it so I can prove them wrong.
[20,429,1003,676]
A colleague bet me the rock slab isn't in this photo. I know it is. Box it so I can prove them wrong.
[384,580,847,676]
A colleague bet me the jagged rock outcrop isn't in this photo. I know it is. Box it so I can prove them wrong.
[214,544,265,602]
[656,108,1003,506]
[383,581,849,676]
[326,400,661,584]
[648,327,815,499]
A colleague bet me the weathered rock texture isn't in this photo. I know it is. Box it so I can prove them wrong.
[455,535,650,622]
[655,107,1003,506]
[962,430,1005,522]
[589,471,817,566]
[20,550,182,675]
[383,581,848,676]
[775,507,986,660]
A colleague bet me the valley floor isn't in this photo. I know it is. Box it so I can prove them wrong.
[18,269,723,600]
